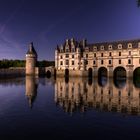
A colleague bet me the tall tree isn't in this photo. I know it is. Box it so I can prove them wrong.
[138,0,140,7]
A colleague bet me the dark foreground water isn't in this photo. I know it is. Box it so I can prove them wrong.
[1,76,140,139]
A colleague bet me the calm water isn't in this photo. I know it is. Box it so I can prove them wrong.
[1,76,140,139]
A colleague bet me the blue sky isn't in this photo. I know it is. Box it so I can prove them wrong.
[0,0,140,60]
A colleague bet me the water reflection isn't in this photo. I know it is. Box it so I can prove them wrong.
[25,76,38,108]
[55,77,140,115]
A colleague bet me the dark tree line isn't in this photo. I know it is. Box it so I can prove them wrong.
[138,0,140,7]
[0,59,54,68]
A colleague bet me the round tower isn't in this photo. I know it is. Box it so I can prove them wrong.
[26,42,37,75]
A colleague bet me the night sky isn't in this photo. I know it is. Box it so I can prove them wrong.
[0,0,140,60]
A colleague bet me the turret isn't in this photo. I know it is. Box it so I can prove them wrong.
[26,42,37,75]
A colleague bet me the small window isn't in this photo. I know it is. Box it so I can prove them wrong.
[119,52,121,56]
[72,48,75,52]
[129,51,131,55]
[94,53,96,57]
[128,43,132,48]
[60,61,63,65]
[101,53,103,57]
[100,45,104,50]
[72,61,74,65]
[108,45,112,50]
[109,52,112,56]
[72,55,74,58]
[93,60,96,65]
[66,60,69,65]
[86,54,88,58]
[66,48,69,52]
[60,55,63,59]
[101,60,104,65]
[109,60,111,64]
[118,44,122,49]
[128,59,131,64]
[119,59,121,64]
[66,54,69,58]
[86,60,88,65]
[93,46,97,51]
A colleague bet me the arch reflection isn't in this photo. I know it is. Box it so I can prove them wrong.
[55,77,140,115]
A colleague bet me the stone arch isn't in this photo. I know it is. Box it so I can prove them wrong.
[133,67,140,87]
[88,68,93,78]
[98,67,108,87]
[98,67,108,77]
[113,66,126,78]
[46,70,51,78]
[65,69,69,77]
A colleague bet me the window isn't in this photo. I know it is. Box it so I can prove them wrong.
[66,49,69,52]
[101,53,103,57]
[93,46,97,51]
[109,52,112,56]
[109,60,111,64]
[66,60,69,65]
[86,60,88,65]
[128,59,131,64]
[108,45,112,50]
[129,51,131,55]
[100,45,104,50]
[72,61,74,65]
[93,60,96,65]
[86,54,88,58]
[60,55,63,59]
[60,61,63,65]
[94,53,96,57]
[101,60,104,65]
[72,48,75,52]
[119,59,121,64]
[128,43,132,48]
[72,55,74,58]
[66,54,69,58]
[118,44,122,49]
[119,52,121,56]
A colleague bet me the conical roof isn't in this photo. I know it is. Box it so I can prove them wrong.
[26,42,37,56]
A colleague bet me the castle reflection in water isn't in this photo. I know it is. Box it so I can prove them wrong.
[25,76,140,115]
[54,77,140,115]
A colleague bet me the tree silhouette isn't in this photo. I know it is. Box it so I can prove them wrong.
[138,0,140,7]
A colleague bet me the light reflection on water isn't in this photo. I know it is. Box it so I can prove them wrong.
[0,76,140,139]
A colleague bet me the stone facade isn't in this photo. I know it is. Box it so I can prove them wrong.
[55,38,140,78]
[26,42,38,75]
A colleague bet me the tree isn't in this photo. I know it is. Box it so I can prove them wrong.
[138,0,140,7]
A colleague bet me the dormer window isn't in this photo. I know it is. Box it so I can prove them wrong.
[100,45,104,50]
[93,46,97,51]
[118,44,122,49]
[72,48,75,52]
[108,45,112,50]
[138,42,140,48]
[128,43,132,49]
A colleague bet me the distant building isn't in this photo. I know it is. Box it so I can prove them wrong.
[55,38,140,78]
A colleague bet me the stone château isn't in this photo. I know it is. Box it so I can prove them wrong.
[55,38,140,78]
